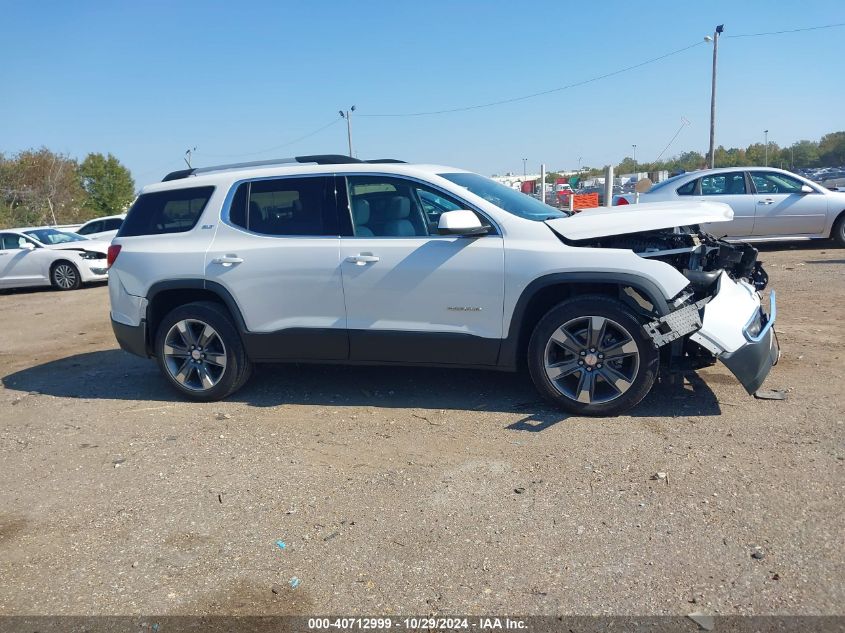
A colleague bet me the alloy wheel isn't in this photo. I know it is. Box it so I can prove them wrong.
[543,315,640,405]
[162,319,228,391]
[53,264,78,289]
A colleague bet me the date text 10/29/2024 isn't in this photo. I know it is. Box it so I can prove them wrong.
[308,617,527,630]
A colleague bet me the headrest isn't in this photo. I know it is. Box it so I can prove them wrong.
[387,196,411,219]
[352,198,370,224]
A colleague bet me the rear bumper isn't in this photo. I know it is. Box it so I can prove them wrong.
[111,317,149,358]
[719,291,779,394]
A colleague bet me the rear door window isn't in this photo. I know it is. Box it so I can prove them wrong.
[78,221,102,235]
[699,172,746,195]
[119,186,214,236]
[227,176,338,236]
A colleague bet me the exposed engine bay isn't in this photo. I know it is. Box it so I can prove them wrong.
[573,226,769,295]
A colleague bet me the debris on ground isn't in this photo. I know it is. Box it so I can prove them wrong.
[651,472,668,483]
[275,540,287,551]
[289,576,301,589]
[514,487,526,494]
[271,584,282,595]
[687,612,715,631]
[751,546,765,560]
[754,389,787,401]
[215,412,231,420]
[323,531,340,542]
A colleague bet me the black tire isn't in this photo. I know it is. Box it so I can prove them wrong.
[154,301,252,401]
[527,295,659,417]
[832,213,845,248]
[50,261,81,290]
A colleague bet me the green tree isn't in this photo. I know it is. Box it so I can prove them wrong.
[0,148,86,228]
[787,140,820,169]
[818,131,845,166]
[78,152,135,217]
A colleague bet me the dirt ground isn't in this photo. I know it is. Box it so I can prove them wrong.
[0,243,842,617]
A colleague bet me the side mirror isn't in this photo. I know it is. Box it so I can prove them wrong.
[800,184,814,194]
[437,210,489,236]
[21,242,36,250]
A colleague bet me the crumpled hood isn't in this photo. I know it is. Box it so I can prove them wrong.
[45,239,109,254]
[545,200,733,240]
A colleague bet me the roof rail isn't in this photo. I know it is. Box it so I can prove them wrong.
[161,154,406,182]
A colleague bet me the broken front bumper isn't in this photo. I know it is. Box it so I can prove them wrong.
[718,292,779,393]
[688,274,779,394]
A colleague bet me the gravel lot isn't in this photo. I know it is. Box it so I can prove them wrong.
[0,244,842,617]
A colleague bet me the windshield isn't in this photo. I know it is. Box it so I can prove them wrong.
[24,228,88,245]
[439,172,569,220]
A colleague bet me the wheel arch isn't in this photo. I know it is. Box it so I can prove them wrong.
[831,208,845,239]
[498,272,672,370]
[146,280,248,354]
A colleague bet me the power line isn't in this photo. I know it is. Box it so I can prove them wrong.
[361,41,705,117]
[201,118,342,159]
[726,22,845,38]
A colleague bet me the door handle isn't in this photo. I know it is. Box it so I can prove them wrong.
[346,254,379,265]
[211,255,244,265]
[758,199,774,205]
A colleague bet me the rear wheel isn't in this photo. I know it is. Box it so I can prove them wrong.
[50,261,81,290]
[155,301,252,401]
[527,296,659,416]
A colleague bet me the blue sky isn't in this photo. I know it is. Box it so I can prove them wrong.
[1,1,843,186]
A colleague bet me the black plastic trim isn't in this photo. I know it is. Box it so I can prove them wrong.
[349,330,499,365]
[719,326,779,394]
[111,318,149,358]
[497,272,673,370]
[244,328,349,361]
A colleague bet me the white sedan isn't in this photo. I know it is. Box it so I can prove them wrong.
[0,228,109,291]
[617,167,845,246]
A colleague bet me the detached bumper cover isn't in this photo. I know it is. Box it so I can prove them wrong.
[111,317,149,358]
[718,291,779,394]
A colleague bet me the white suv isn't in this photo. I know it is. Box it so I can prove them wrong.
[108,155,778,416]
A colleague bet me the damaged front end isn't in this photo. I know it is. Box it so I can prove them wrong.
[564,225,779,394]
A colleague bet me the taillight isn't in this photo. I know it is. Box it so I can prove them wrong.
[615,197,629,206]
[107,244,122,268]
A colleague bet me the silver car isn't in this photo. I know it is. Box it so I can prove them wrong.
[617,167,845,246]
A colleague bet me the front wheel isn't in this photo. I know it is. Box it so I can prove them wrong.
[527,296,659,416]
[154,301,252,401]
[832,213,845,248]
[51,261,81,290]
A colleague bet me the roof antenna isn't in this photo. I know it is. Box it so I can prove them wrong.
[184,147,197,169]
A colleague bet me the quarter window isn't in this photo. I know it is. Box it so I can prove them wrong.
[750,172,804,194]
[699,173,746,195]
[676,180,696,196]
[229,177,337,236]
[120,186,214,236]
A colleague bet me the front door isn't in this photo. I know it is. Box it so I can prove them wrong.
[205,175,348,361]
[338,175,505,365]
[749,171,827,236]
[0,233,48,287]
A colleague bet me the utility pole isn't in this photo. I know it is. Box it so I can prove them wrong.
[706,24,723,169]
[339,106,356,157]
[522,158,528,178]
[632,144,637,163]
[764,129,769,166]
[790,145,795,169]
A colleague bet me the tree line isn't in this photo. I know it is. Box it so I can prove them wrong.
[0,148,135,229]
[611,130,845,178]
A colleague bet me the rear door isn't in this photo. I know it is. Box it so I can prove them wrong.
[692,171,755,237]
[749,171,827,236]
[204,175,348,360]
[338,174,505,365]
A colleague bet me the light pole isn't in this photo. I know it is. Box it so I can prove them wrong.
[632,144,637,163]
[522,158,528,178]
[184,146,197,168]
[790,145,795,169]
[705,24,724,169]
[764,129,769,166]
[339,106,356,157]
